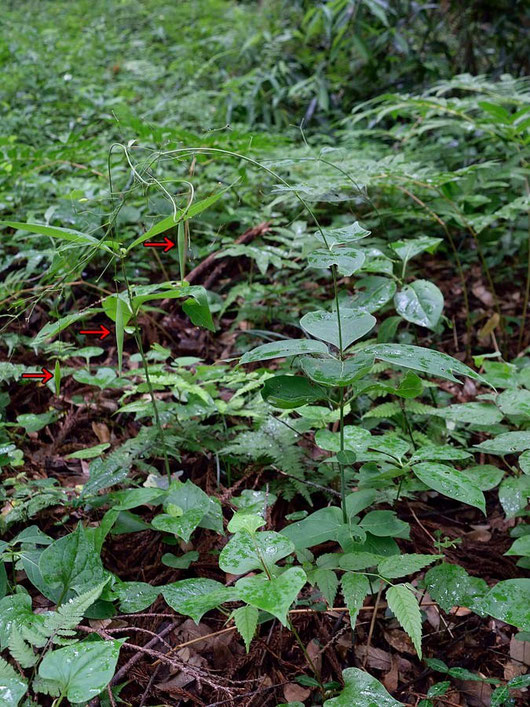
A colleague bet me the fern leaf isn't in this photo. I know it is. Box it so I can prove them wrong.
[44,581,106,639]
[8,627,37,669]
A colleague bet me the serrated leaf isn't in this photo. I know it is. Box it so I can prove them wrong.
[341,573,370,629]
[386,584,423,657]
[233,605,258,652]
[378,554,442,579]
[314,568,339,606]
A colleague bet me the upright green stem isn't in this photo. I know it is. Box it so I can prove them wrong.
[120,259,171,481]
[331,264,348,523]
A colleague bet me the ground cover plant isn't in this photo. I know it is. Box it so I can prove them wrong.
[0,0,529,705]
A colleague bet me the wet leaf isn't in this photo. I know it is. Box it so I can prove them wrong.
[300,309,376,350]
[235,567,306,626]
[394,280,443,329]
[412,462,486,514]
[219,530,294,575]
[324,667,404,706]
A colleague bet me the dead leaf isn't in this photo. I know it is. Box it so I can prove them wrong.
[472,283,495,307]
[92,421,110,443]
[382,654,399,692]
[510,635,530,666]
[456,679,492,706]
[357,646,392,671]
[478,312,500,341]
[283,683,311,702]
[384,629,415,655]
[306,639,322,674]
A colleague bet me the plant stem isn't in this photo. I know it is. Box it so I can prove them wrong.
[120,259,171,481]
[287,617,324,694]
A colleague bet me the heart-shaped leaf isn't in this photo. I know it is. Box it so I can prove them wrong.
[162,578,236,623]
[235,567,307,626]
[219,531,294,575]
[300,309,376,350]
[394,280,443,329]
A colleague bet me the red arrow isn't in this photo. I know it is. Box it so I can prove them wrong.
[79,324,111,340]
[21,368,53,384]
[143,236,175,253]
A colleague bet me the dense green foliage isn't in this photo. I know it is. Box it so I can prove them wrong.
[0,1,529,705]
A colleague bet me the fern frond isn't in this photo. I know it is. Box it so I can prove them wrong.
[363,402,401,418]
[44,581,106,639]
[8,627,37,668]
[0,655,20,680]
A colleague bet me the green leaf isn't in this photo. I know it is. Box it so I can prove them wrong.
[389,237,442,263]
[114,294,128,375]
[233,605,258,653]
[16,412,57,433]
[300,353,374,387]
[394,280,444,329]
[66,443,110,460]
[33,311,97,347]
[323,667,404,706]
[433,403,503,425]
[498,476,530,517]
[162,579,235,623]
[409,445,471,463]
[423,564,488,613]
[240,339,329,365]
[126,186,232,253]
[308,247,365,276]
[474,579,530,631]
[491,685,510,706]
[378,554,442,579]
[505,535,530,557]
[281,507,346,550]
[0,221,114,253]
[342,573,370,629]
[234,567,306,626]
[261,375,325,408]
[316,222,371,246]
[461,465,504,491]
[227,512,265,534]
[474,431,530,454]
[37,639,124,703]
[110,487,165,510]
[412,462,486,514]
[349,276,397,313]
[38,525,106,603]
[219,530,294,575]
[315,426,372,453]
[314,568,339,606]
[161,551,199,569]
[0,594,37,650]
[365,344,484,384]
[152,509,203,541]
[519,450,530,474]
[386,584,423,657]
[114,582,160,613]
[497,389,530,417]
[360,511,409,538]
[0,655,27,706]
[300,309,376,350]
